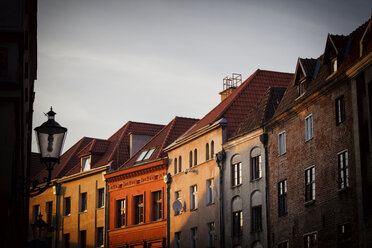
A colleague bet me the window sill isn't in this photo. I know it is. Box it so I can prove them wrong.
[190,208,198,212]
[250,177,262,182]
[305,137,313,143]
[338,187,350,193]
[304,200,315,207]
[206,202,215,206]
[79,210,87,214]
[64,214,71,217]
[278,152,286,157]
[278,212,288,217]
[231,184,242,189]
[97,206,104,209]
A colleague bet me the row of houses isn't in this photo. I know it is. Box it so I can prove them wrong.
[29,18,372,247]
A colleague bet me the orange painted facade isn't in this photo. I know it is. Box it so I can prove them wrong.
[106,159,168,247]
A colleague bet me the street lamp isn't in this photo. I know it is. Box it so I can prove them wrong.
[29,107,67,197]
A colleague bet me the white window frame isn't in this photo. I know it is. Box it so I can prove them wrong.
[175,191,182,215]
[190,185,198,210]
[232,162,242,186]
[81,156,91,172]
[305,114,313,141]
[206,178,214,205]
[338,150,349,189]
[207,222,215,248]
[278,131,286,156]
[305,166,316,202]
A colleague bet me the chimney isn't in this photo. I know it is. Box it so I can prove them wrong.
[219,73,241,101]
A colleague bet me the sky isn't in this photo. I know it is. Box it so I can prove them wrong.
[32,0,372,153]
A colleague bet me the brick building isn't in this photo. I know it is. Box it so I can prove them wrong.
[165,70,292,248]
[29,121,163,247]
[266,19,372,247]
[105,117,198,248]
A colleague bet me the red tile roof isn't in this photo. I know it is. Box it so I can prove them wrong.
[273,18,372,120]
[232,87,287,138]
[30,122,164,180]
[182,70,293,139]
[118,117,199,170]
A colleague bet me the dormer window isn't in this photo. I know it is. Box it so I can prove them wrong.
[298,80,306,96]
[331,57,337,73]
[135,148,156,162]
[82,156,91,172]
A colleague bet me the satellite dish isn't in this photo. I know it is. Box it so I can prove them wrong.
[172,200,182,212]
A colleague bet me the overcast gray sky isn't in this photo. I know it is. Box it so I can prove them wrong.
[32,0,372,153]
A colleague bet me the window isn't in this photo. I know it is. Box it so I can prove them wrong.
[251,206,262,232]
[175,232,181,248]
[189,151,193,168]
[206,179,214,205]
[305,167,315,202]
[97,227,104,247]
[174,158,178,174]
[331,58,337,73]
[278,241,288,248]
[338,223,351,247]
[136,148,156,162]
[80,230,86,248]
[117,199,126,227]
[80,192,87,212]
[336,96,345,124]
[299,81,306,96]
[46,201,53,225]
[207,222,215,248]
[64,197,71,216]
[278,132,286,156]
[338,151,349,189]
[97,188,104,208]
[175,191,182,215]
[232,162,242,186]
[304,232,318,248]
[251,155,262,180]
[233,210,243,236]
[305,114,313,141]
[32,205,40,222]
[190,185,198,210]
[278,180,287,216]
[134,195,144,224]
[63,233,70,248]
[211,141,214,159]
[153,191,162,220]
[82,156,91,172]
[206,143,210,161]
[190,227,197,248]
[194,149,198,166]
[179,156,182,173]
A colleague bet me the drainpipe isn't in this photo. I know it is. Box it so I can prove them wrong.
[53,182,61,248]
[165,173,172,248]
[216,150,226,248]
[260,133,270,247]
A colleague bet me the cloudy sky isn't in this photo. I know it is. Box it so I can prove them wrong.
[32,0,372,153]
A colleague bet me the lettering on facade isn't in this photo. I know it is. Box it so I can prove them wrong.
[110,172,166,191]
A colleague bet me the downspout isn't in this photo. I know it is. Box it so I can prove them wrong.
[260,133,271,247]
[165,173,172,248]
[105,179,109,248]
[216,150,226,248]
[54,182,61,248]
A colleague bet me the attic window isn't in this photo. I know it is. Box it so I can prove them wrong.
[298,81,306,96]
[136,148,156,162]
[82,156,91,172]
[331,57,337,73]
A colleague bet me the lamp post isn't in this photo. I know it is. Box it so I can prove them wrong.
[28,107,67,197]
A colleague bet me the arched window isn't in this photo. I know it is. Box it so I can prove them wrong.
[174,158,178,174]
[232,196,243,236]
[189,151,193,168]
[206,143,210,161]
[194,149,198,166]
[250,147,262,180]
[211,141,214,159]
[251,191,262,232]
[178,156,182,173]
[231,154,242,186]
